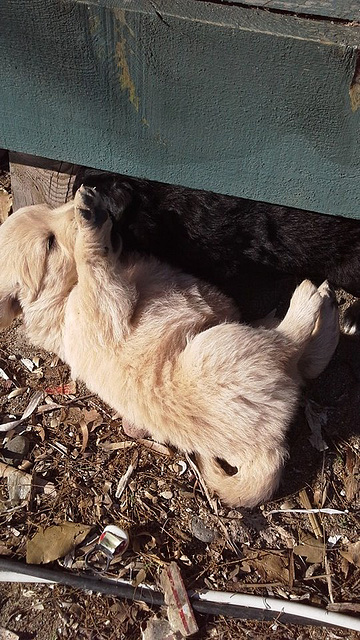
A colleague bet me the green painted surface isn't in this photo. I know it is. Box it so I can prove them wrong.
[0,0,360,217]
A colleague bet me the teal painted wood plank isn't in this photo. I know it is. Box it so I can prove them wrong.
[0,0,359,218]
[217,1,360,21]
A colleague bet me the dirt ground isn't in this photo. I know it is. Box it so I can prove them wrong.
[0,156,359,639]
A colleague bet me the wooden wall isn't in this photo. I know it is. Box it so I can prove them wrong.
[0,1,359,217]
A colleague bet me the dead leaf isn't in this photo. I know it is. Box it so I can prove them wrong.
[293,533,324,564]
[243,549,289,584]
[133,567,147,588]
[26,522,92,564]
[79,420,88,453]
[99,441,136,452]
[339,541,360,567]
[81,409,103,431]
[139,439,174,457]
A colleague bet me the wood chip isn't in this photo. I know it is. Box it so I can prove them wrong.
[99,441,136,452]
[299,488,323,539]
[160,562,198,636]
[138,439,174,457]
[115,450,139,499]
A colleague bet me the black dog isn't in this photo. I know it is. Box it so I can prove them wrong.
[73,169,360,331]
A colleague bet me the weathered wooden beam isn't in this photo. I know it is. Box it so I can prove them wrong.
[9,153,78,211]
[232,1,360,21]
[1,1,359,217]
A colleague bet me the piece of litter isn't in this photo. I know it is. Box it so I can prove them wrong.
[267,508,348,515]
[0,461,32,506]
[45,381,76,395]
[85,525,129,574]
[160,562,198,636]
[20,358,35,372]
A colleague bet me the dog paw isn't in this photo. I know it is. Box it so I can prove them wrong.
[290,279,322,316]
[317,280,336,303]
[74,184,109,228]
[343,300,360,335]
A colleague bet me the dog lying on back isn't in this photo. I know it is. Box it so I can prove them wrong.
[74,170,360,332]
[0,187,339,507]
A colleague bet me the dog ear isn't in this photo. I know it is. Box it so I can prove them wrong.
[0,293,21,329]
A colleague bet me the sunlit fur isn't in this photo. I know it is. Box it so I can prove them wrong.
[0,189,339,507]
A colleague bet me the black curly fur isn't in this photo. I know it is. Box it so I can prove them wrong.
[73,169,360,324]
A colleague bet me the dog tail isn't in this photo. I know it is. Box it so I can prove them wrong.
[196,446,288,508]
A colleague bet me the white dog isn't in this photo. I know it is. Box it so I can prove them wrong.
[0,186,339,507]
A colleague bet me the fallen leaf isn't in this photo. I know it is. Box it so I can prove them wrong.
[99,441,136,452]
[133,567,147,588]
[243,548,289,584]
[81,409,103,431]
[7,387,28,400]
[339,541,360,567]
[79,420,89,453]
[139,439,174,457]
[293,533,324,564]
[26,522,92,564]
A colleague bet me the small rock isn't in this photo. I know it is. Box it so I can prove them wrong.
[160,491,173,500]
[191,516,216,544]
[141,617,183,640]
[3,436,29,465]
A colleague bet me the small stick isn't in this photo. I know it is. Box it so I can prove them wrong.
[298,489,323,539]
[115,450,139,499]
[324,555,335,604]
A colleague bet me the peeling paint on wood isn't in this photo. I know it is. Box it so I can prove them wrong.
[225,1,360,22]
[350,51,360,112]
[115,38,140,112]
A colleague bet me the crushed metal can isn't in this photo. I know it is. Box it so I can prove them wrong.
[85,525,129,573]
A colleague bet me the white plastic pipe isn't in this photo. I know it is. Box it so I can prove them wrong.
[194,590,360,632]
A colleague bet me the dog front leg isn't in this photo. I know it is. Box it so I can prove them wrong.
[72,185,137,344]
